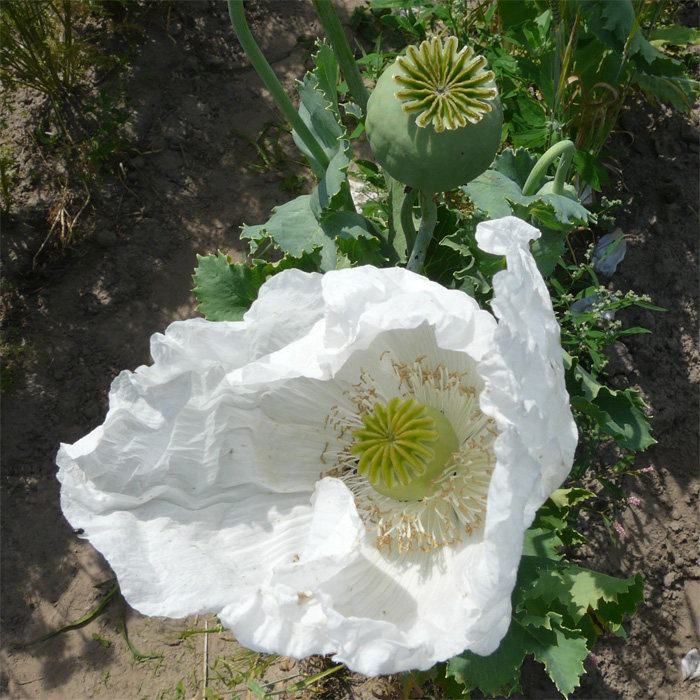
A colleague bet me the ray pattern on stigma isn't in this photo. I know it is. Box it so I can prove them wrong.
[351,397,460,501]
[394,36,498,132]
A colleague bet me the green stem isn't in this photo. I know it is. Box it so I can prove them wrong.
[399,186,419,253]
[550,10,562,147]
[227,0,329,171]
[406,192,437,273]
[312,0,369,113]
[522,139,575,196]
[552,141,574,194]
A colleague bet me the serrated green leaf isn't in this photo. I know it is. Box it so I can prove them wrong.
[448,612,589,698]
[439,212,503,297]
[463,171,591,232]
[573,150,610,192]
[192,251,322,322]
[310,141,351,218]
[510,193,591,230]
[344,101,362,119]
[249,194,331,264]
[423,206,470,286]
[590,386,655,450]
[447,620,527,697]
[240,195,379,272]
[311,40,340,119]
[523,561,644,628]
[596,573,644,627]
[518,610,553,629]
[649,25,700,47]
[529,615,589,697]
[564,352,655,452]
[635,69,696,113]
[549,488,596,510]
[508,95,550,149]
[331,211,386,266]
[530,226,566,276]
[497,0,539,30]
[522,528,563,561]
[240,223,266,254]
[571,394,609,422]
[463,170,521,219]
[579,0,663,69]
[515,556,561,606]
[580,0,635,46]
[431,663,470,699]
[294,73,344,176]
[193,253,266,321]
[492,147,539,189]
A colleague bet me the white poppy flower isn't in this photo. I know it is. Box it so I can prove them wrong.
[57,216,577,676]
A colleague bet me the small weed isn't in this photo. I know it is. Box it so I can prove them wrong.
[0,332,35,393]
[83,89,130,171]
[92,632,111,648]
[166,680,186,700]
[33,182,91,265]
[0,0,85,98]
[2,0,135,258]
[232,121,303,173]
[0,145,17,214]
[102,670,114,688]
[281,173,307,194]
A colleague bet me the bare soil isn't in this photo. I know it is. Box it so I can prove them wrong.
[1,2,698,699]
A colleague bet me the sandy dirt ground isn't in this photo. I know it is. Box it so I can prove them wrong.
[1,2,698,699]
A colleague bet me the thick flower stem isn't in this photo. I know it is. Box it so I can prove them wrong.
[312,0,369,113]
[227,0,329,172]
[398,186,419,253]
[521,139,575,196]
[406,192,437,273]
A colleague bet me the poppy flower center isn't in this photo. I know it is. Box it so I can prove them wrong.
[351,397,460,501]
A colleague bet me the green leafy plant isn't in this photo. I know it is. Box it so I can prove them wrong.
[1,0,87,99]
[83,89,130,171]
[446,487,644,696]
[0,144,17,215]
[492,0,699,153]
[354,0,698,183]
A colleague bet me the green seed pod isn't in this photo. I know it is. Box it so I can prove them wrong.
[366,36,503,193]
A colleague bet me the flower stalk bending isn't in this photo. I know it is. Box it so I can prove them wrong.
[521,139,576,196]
[227,0,329,171]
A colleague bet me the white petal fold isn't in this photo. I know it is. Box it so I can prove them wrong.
[57,216,577,675]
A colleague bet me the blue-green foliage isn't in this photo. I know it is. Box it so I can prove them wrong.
[445,488,644,698]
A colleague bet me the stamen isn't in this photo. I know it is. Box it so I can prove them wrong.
[322,345,498,555]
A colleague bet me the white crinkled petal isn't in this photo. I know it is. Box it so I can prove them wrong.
[58,239,576,676]
[130,269,326,391]
[476,216,578,516]
[319,265,497,370]
[468,216,578,653]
